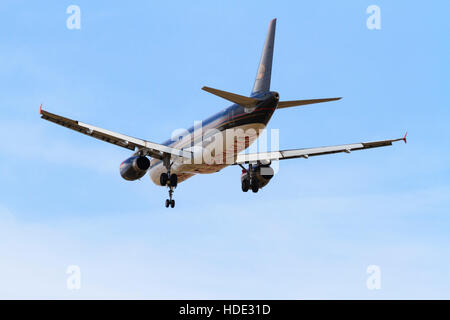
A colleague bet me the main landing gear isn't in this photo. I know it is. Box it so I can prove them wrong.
[160,154,178,208]
[240,164,259,193]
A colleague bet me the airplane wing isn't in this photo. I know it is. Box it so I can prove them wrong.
[234,133,407,164]
[39,106,192,160]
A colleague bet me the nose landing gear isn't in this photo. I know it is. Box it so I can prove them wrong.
[161,172,178,208]
[165,188,175,208]
[161,154,178,208]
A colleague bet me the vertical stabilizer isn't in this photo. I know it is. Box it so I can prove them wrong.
[251,19,276,95]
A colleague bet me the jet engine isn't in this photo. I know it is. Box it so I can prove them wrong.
[120,156,150,181]
[241,164,274,193]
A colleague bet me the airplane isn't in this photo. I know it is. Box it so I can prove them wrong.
[40,19,406,208]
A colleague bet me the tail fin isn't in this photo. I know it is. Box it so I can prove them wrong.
[251,19,276,95]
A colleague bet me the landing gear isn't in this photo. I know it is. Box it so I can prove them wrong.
[241,179,249,192]
[165,188,175,208]
[240,163,260,193]
[169,174,178,188]
[161,153,178,208]
[165,198,175,208]
[160,172,168,186]
[161,173,178,208]
[251,179,259,193]
[160,172,177,188]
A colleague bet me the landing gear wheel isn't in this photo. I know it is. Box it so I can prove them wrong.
[165,187,175,208]
[169,174,178,188]
[241,179,249,192]
[251,179,259,193]
[160,173,168,186]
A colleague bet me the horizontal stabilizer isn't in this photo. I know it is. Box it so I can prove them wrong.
[277,97,342,109]
[202,86,260,107]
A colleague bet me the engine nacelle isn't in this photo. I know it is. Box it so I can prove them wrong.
[120,156,150,181]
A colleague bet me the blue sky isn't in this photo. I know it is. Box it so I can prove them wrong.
[0,1,449,298]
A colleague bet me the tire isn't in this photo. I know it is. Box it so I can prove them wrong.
[241,179,249,192]
[170,199,175,208]
[169,174,178,188]
[160,173,168,186]
[165,199,170,208]
[251,179,259,193]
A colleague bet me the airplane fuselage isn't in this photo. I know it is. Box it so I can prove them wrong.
[149,92,279,185]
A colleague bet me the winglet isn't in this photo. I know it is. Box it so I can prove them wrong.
[39,104,42,114]
[403,131,407,144]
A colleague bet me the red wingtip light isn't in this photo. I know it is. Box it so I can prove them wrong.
[403,131,407,144]
[39,104,42,114]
